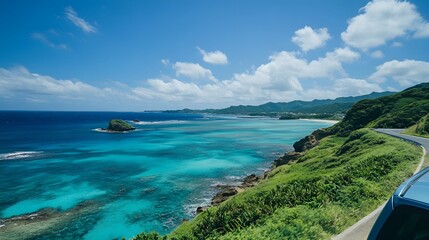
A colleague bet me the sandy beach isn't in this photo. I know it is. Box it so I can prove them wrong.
[299,119,340,124]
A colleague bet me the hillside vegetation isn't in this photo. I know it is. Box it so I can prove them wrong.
[134,129,421,240]
[213,92,393,115]
[330,83,429,136]
[171,92,394,116]
[133,83,428,240]
[403,113,429,138]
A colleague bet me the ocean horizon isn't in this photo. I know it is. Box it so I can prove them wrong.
[0,111,334,239]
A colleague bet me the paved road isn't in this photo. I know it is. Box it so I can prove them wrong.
[332,129,428,240]
[374,129,429,159]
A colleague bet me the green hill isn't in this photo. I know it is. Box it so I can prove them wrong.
[132,83,428,240]
[330,83,429,136]
[171,92,395,116]
[135,129,421,240]
[210,91,394,115]
[403,113,429,138]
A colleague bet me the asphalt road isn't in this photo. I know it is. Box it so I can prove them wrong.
[332,129,428,240]
[374,129,429,160]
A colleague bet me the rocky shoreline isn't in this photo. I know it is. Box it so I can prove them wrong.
[0,200,100,240]
[196,127,331,213]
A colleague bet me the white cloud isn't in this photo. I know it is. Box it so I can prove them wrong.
[341,0,429,50]
[0,67,159,110]
[133,79,205,102]
[370,50,384,58]
[197,47,228,65]
[32,32,68,50]
[233,47,359,90]
[303,78,382,100]
[415,22,429,38]
[325,47,360,63]
[369,59,429,86]
[0,66,121,107]
[333,78,382,96]
[173,62,216,81]
[65,6,97,33]
[292,26,331,52]
[161,59,170,65]
[133,78,278,105]
[132,48,362,107]
[391,41,403,47]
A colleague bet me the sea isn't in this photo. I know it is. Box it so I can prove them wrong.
[0,111,334,239]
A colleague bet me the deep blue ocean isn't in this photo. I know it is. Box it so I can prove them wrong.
[0,111,334,239]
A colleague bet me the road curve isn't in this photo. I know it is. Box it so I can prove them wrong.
[332,129,428,240]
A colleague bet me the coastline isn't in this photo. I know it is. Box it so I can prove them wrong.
[0,114,335,239]
[198,121,336,213]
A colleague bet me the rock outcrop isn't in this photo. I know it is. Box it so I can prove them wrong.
[242,174,260,187]
[273,151,303,167]
[273,128,331,167]
[293,128,330,152]
[211,187,238,205]
[196,173,262,213]
[197,128,334,213]
[106,119,135,132]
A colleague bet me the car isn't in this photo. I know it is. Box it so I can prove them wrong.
[368,166,429,240]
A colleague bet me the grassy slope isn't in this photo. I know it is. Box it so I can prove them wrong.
[156,129,421,240]
[403,114,429,138]
[133,84,428,240]
[330,83,429,136]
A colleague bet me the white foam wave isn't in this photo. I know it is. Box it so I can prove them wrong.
[210,181,228,187]
[92,128,136,133]
[0,151,43,160]
[131,120,187,125]
[93,128,108,133]
[225,175,244,181]
[183,197,212,217]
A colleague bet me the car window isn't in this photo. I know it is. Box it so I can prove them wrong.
[376,205,429,240]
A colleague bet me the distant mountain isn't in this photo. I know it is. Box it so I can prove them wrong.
[331,83,429,136]
[175,91,395,115]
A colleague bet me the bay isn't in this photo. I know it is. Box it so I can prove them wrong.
[0,111,334,239]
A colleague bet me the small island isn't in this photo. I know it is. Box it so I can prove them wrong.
[106,119,135,132]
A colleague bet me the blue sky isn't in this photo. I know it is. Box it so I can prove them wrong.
[1,0,429,111]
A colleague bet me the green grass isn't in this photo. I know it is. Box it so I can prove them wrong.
[330,83,429,136]
[402,126,429,138]
[402,114,429,138]
[134,129,422,240]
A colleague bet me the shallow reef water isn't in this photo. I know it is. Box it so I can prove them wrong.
[0,111,333,239]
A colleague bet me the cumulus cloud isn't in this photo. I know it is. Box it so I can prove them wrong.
[133,78,282,106]
[303,78,382,100]
[197,47,228,65]
[391,41,403,47]
[292,26,331,52]
[333,78,382,95]
[32,32,68,50]
[370,50,384,58]
[415,22,429,38]
[233,47,359,90]
[133,79,204,102]
[369,59,429,86]
[325,47,360,63]
[65,6,97,33]
[173,62,216,81]
[132,48,361,107]
[341,0,429,50]
[0,66,116,104]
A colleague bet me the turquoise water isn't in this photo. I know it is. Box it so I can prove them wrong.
[0,112,333,239]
